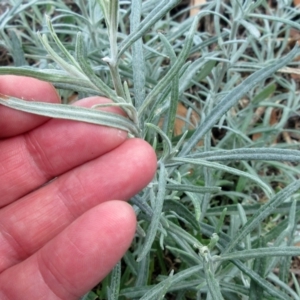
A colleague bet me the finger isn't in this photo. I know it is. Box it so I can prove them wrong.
[0,96,127,206]
[0,75,61,138]
[0,138,156,271]
[0,201,136,300]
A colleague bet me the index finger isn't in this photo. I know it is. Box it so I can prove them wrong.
[0,75,61,138]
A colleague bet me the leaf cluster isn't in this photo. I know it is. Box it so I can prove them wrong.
[1,0,300,299]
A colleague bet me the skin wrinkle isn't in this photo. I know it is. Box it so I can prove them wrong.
[27,197,63,228]
[54,154,117,214]
[37,246,78,300]
[0,255,69,300]
[55,170,91,218]
[0,198,73,273]
[0,138,41,204]
[20,192,72,250]
[18,261,47,298]
[23,131,55,182]
[65,234,86,257]
[0,253,57,300]
[0,220,28,270]
[0,185,76,271]
[0,144,8,173]
[0,135,50,206]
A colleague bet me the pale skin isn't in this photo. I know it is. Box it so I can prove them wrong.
[0,75,157,299]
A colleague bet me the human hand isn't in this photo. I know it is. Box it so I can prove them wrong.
[0,75,156,299]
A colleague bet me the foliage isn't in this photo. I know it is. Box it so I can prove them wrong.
[1,0,300,299]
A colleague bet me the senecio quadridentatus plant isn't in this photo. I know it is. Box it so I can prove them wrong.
[3,0,300,299]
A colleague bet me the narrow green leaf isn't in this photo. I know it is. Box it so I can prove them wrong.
[203,260,224,300]
[135,252,150,287]
[199,221,242,251]
[159,32,177,64]
[237,204,251,253]
[139,270,174,300]
[206,201,300,216]
[292,273,300,297]
[131,195,153,218]
[0,94,140,136]
[159,32,179,140]
[96,0,110,27]
[169,222,203,248]
[249,237,266,300]
[166,245,202,266]
[118,0,181,58]
[198,59,218,82]
[108,0,119,40]
[166,72,179,139]
[120,265,202,298]
[215,208,227,234]
[189,148,300,162]
[80,291,98,300]
[8,30,27,66]
[146,123,172,160]
[180,46,300,156]
[185,191,201,222]
[0,67,97,93]
[219,282,248,297]
[137,163,166,262]
[108,261,121,300]
[130,0,145,109]
[252,82,276,104]
[249,13,300,31]
[172,157,272,198]
[166,184,220,194]
[262,209,300,247]
[215,246,300,262]
[224,180,300,253]
[267,273,300,300]
[45,15,80,69]
[163,199,200,231]
[123,251,137,276]
[239,20,261,39]
[262,200,299,278]
[0,0,39,30]
[138,16,199,116]
[38,33,85,80]
[279,200,297,283]
[75,32,119,102]
[233,260,293,300]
